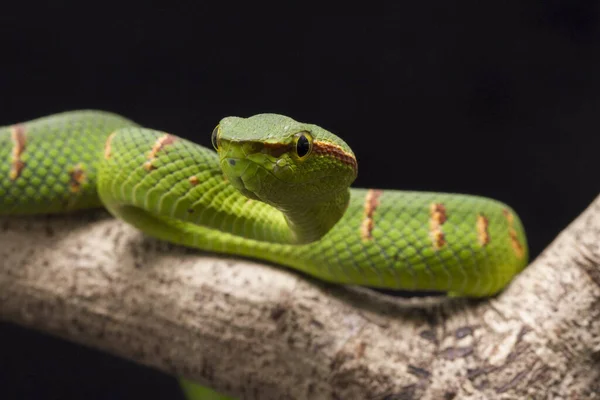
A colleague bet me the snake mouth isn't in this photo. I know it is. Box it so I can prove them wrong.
[220,157,263,201]
[219,149,298,205]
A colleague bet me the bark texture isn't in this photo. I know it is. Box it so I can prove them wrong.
[0,195,599,400]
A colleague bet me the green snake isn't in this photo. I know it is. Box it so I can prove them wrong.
[0,110,528,400]
[0,110,528,298]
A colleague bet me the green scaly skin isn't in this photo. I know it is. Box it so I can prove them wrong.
[0,110,528,297]
[0,110,529,400]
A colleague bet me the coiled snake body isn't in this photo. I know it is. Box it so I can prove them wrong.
[0,110,528,297]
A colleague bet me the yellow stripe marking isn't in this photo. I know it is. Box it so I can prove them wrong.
[9,124,26,180]
[144,134,177,172]
[104,132,116,160]
[360,189,383,241]
[429,203,447,250]
[143,161,156,171]
[68,163,86,193]
[503,209,525,259]
[476,213,490,246]
[313,140,357,175]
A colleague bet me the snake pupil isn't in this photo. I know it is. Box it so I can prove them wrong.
[211,125,220,151]
[296,133,311,158]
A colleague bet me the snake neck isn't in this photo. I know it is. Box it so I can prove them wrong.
[279,188,350,244]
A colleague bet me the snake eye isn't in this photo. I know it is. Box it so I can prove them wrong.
[295,132,312,159]
[211,125,220,151]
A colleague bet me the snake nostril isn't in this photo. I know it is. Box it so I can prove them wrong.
[228,159,236,166]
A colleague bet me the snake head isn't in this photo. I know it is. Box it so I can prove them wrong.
[213,113,357,209]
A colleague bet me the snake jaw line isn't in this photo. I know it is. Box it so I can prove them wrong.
[9,124,26,181]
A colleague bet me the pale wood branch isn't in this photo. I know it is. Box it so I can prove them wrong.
[1,195,600,399]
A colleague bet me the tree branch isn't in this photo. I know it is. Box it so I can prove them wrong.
[1,195,599,399]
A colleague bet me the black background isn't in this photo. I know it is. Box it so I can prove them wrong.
[1,3,599,399]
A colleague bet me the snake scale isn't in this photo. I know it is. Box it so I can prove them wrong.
[0,110,528,297]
